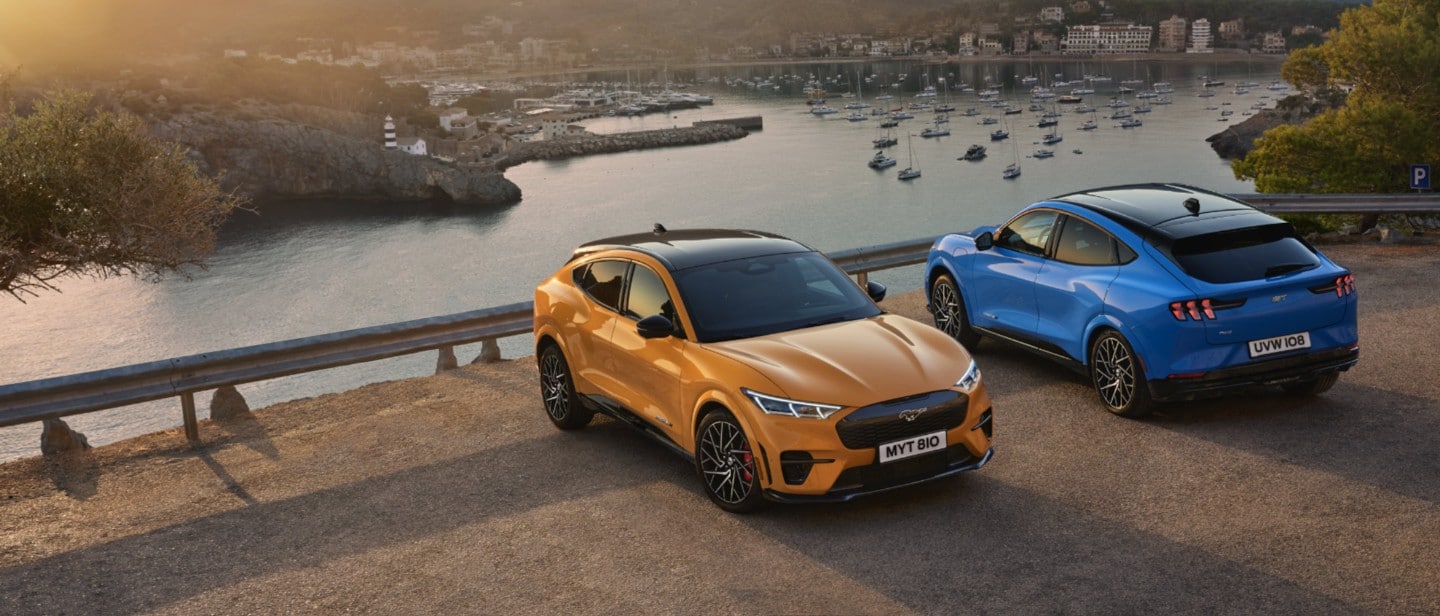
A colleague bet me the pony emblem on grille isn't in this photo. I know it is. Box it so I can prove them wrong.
[898,408,928,422]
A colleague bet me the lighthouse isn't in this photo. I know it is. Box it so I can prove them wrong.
[383,115,397,149]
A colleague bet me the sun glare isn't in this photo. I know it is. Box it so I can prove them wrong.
[0,0,123,71]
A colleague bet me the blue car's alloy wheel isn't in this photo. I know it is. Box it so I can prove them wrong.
[931,274,980,348]
[1090,331,1153,418]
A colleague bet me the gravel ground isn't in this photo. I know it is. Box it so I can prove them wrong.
[2,243,1438,615]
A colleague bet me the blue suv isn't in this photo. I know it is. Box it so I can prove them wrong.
[925,184,1359,417]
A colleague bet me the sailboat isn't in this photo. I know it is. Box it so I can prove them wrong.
[1002,121,1021,179]
[872,127,898,148]
[921,118,950,138]
[844,69,870,110]
[897,133,921,180]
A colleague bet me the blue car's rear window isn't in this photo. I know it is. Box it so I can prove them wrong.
[1170,223,1319,284]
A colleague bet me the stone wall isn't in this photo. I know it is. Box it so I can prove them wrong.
[499,124,749,169]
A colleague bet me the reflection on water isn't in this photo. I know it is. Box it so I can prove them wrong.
[0,59,1280,461]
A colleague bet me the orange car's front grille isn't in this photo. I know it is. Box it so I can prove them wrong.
[835,391,969,449]
[832,444,979,489]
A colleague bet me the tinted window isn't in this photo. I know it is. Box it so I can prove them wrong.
[1054,215,1117,266]
[578,260,628,310]
[672,251,882,343]
[997,210,1059,256]
[1171,223,1319,283]
[625,264,675,322]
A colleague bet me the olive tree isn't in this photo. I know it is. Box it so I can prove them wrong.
[1234,0,1440,194]
[0,88,245,301]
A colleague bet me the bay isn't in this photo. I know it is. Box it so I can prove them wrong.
[0,58,1282,460]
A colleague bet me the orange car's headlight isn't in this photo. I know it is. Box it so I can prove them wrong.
[742,388,843,420]
[955,359,981,393]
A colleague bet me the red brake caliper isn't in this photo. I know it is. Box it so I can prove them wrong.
[740,451,753,482]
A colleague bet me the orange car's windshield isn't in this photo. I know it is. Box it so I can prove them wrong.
[672,251,882,343]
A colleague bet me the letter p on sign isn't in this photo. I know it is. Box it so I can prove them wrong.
[1413,164,1432,190]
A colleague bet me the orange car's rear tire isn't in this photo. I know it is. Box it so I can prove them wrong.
[539,345,593,430]
[695,410,768,513]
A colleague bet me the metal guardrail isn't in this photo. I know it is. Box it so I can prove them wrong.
[0,302,536,441]
[3,191,1436,454]
[1234,193,1440,214]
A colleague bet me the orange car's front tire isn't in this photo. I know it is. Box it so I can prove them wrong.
[539,344,593,430]
[696,410,769,513]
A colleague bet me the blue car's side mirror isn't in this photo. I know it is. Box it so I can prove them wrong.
[975,231,994,251]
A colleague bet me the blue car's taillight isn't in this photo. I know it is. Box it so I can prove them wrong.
[1169,297,1246,321]
[1307,273,1356,297]
[1170,299,1215,321]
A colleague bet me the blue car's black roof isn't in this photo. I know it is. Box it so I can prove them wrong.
[574,228,814,271]
[1052,183,1287,244]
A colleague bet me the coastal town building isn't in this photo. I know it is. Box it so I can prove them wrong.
[1189,18,1214,53]
[541,120,587,140]
[1061,23,1153,55]
[1033,30,1061,53]
[1157,15,1188,52]
[956,32,977,55]
[1069,1,1092,14]
[1013,30,1032,54]
[1219,19,1246,40]
[1262,31,1288,54]
[1040,6,1065,23]
[396,136,427,156]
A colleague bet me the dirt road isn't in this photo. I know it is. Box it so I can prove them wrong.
[2,243,1437,614]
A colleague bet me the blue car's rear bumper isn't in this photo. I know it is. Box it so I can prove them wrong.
[1148,345,1359,402]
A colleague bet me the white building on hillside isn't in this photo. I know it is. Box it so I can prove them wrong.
[396,136,427,156]
[1062,24,1153,55]
[1157,15,1188,52]
[1188,18,1214,53]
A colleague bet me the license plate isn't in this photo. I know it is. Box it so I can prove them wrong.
[1248,331,1311,358]
[878,430,948,463]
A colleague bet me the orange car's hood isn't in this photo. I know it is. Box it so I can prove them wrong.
[707,314,971,407]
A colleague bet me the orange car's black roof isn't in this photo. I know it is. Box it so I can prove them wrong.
[574,228,814,271]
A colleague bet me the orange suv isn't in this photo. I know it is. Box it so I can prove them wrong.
[533,228,994,512]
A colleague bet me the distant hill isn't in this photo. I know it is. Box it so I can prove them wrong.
[2,0,1360,75]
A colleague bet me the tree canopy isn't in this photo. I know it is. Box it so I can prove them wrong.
[0,87,246,301]
[1234,0,1440,193]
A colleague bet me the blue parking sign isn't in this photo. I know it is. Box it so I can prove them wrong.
[1413,164,1431,190]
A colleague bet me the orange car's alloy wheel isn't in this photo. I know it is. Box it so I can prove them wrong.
[697,411,767,513]
[539,345,593,430]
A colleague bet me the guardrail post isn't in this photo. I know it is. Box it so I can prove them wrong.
[210,386,251,422]
[436,345,458,373]
[40,418,91,457]
[474,339,502,364]
[181,392,200,443]
[857,271,869,287]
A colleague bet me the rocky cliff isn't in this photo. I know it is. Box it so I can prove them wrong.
[150,104,521,206]
[1206,97,1323,160]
